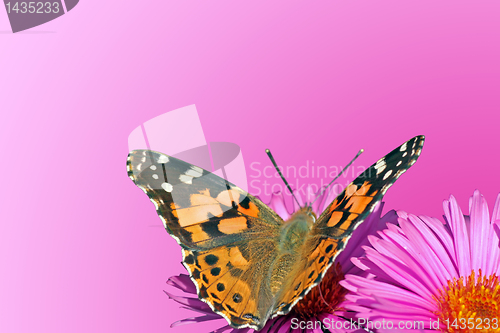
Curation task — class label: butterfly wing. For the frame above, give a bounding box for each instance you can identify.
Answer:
[127,150,284,329]
[272,135,425,316]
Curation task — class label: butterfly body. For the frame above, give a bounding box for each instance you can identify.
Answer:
[127,135,425,330]
[278,208,314,251]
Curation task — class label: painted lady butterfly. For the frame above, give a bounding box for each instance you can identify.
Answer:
[127,135,425,330]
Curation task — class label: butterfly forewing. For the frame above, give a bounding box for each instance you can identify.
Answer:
[127,150,283,250]
[271,135,425,316]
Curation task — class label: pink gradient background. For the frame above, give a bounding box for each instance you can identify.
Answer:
[1,1,500,332]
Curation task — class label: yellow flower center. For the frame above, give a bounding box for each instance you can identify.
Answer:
[293,262,347,319]
[434,270,500,332]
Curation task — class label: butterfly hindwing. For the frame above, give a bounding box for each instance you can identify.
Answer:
[182,240,278,329]
[272,135,425,315]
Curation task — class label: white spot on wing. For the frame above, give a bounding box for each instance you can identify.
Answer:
[186,168,203,178]
[400,142,408,151]
[395,169,405,178]
[191,166,203,174]
[157,155,169,164]
[150,165,157,171]
[383,170,393,180]
[396,161,402,166]
[402,152,408,157]
[179,175,193,184]
[375,158,387,175]
[161,182,173,192]
[152,174,159,180]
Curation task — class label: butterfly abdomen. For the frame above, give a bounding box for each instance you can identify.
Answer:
[267,210,316,294]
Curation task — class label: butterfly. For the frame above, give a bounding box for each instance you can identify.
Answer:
[127,135,425,331]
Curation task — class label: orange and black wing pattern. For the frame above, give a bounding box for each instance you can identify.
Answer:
[127,150,284,251]
[127,150,284,330]
[273,135,425,316]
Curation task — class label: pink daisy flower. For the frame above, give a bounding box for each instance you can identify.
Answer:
[341,190,500,332]
[165,186,394,333]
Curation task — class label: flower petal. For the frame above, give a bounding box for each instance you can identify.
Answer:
[163,291,212,312]
[444,195,471,276]
[319,185,340,213]
[210,325,234,333]
[363,246,434,300]
[493,193,500,222]
[337,203,396,272]
[166,274,197,294]
[170,314,224,328]
[266,191,293,220]
[469,190,490,273]
[400,214,456,288]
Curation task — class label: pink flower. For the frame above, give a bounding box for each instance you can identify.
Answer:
[341,190,500,332]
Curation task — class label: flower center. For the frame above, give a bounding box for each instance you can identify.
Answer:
[293,262,348,319]
[434,270,500,332]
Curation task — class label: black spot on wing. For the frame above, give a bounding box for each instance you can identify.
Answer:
[239,196,251,209]
[232,293,243,303]
[213,301,222,311]
[204,254,219,265]
[200,220,225,238]
[184,254,195,264]
[199,286,208,298]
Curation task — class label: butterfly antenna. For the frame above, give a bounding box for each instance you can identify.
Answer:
[310,149,364,206]
[265,149,302,208]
